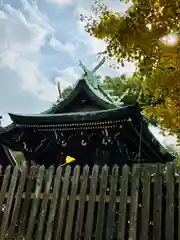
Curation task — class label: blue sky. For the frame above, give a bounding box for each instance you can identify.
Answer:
[0,0,134,117]
[0,0,178,149]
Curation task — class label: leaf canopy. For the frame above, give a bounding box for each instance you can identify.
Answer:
[82,0,180,139]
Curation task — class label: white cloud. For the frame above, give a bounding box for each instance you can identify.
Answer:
[49,37,76,52]
[0,4,48,52]
[75,17,107,55]
[22,0,54,35]
[63,67,78,78]
[88,38,107,55]
[45,0,72,4]
[0,1,58,102]
[55,66,79,89]
[98,60,136,78]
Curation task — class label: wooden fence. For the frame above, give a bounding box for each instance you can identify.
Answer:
[0,163,179,239]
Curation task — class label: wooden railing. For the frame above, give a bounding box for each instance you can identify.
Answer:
[0,163,178,239]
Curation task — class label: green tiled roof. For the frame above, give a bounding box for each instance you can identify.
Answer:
[43,58,119,114]
[43,77,116,114]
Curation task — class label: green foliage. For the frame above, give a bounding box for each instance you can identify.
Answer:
[82,0,180,140]
[101,74,139,104]
[101,74,159,125]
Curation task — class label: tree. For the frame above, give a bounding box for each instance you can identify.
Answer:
[82,0,180,140]
[101,73,158,125]
[101,74,139,104]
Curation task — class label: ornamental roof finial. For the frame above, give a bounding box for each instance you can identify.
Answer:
[79,57,105,89]
[92,57,105,73]
[57,80,63,100]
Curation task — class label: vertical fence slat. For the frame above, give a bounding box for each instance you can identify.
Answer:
[84,165,99,240]
[106,165,119,240]
[95,165,109,240]
[74,165,89,240]
[140,166,150,240]
[26,165,45,240]
[0,166,11,223]
[165,163,174,240]
[17,166,36,239]
[117,165,129,240]
[128,165,141,240]
[64,166,80,240]
[45,166,62,240]
[55,166,71,240]
[0,166,19,240]
[7,166,28,240]
[0,163,177,240]
[153,164,162,240]
[36,166,54,240]
[44,167,62,240]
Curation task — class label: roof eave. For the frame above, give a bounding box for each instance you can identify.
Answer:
[8,104,138,125]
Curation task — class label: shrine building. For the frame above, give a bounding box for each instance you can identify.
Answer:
[0,59,174,167]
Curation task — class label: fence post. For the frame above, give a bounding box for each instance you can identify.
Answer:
[0,166,19,240]
[54,166,71,240]
[26,165,45,240]
[128,165,141,240]
[106,165,119,240]
[165,163,175,240]
[95,165,109,240]
[74,165,89,240]
[45,166,62,240]
[36,166,54,240]
[140,166,151,240]
[64,166,80,240]
[153,164,162,240]
[7,166,28,240]
[84,165,99,240]
[117,165,129,240]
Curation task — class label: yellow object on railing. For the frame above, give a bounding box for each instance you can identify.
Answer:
[65,156,76,164]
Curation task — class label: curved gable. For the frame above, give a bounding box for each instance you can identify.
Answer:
[43,78,116,114]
